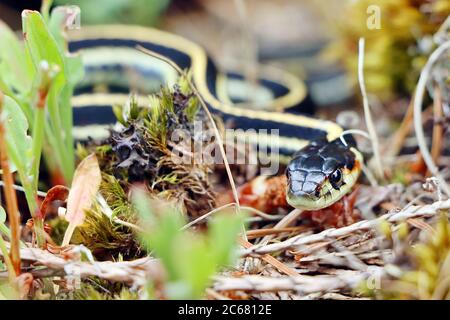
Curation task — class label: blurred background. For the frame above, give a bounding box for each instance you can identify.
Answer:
[1,0,449,109]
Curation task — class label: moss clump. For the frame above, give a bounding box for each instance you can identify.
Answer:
[71,174,143,260]
[72,74,217,259]
[105,74,216,218]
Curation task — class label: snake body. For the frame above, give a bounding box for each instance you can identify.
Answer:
[68,25,362,210]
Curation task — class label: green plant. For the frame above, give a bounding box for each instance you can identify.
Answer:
[0,6,84,247]
[0,6,84,185]
[132,188,244,299]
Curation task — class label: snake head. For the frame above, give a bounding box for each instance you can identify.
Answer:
[286,138,362,210]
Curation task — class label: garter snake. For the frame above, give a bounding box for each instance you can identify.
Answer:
[68,25,362,210]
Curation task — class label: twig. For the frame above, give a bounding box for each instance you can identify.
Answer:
[182,203,236,230]
[136,45,246,240]
[358,38,384,180]
[0,245,163,285]
[246,226,307,240]
[428,86,444,176]
[238,238,299,277]
[240,198,450,256]
[260,209,303,244]
[205,288,231,300]
[182,204,281,231]
[213,268,381,294]
[0,181,47,198]
[413,40,450,197]
[384,96,415,158]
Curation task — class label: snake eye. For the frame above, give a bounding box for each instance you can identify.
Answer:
[329,169,343,190]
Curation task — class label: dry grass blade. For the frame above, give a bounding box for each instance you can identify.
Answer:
[384,95,414,158]
[358,38,384,180]
[428,86,444,175]
[246,226,307,240]
[238,238,298,277]
[259,209,303,245]
[413,40,450,197]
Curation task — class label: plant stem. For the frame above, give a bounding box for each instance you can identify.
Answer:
[47,110,72,184]
[357,38,384,180]
[0,236,15,283]
[0,95,21,276]
[40,0,54,22]
[31,107,45,190]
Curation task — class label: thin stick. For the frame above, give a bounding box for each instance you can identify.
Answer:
[0,181,47,198]
[213,269,381,294]
[358,38,384,180]
[260,209,303,245]
[0,244,163,285]
[339,129,371,147]
[0,93,21,277]
[246,226,307,240]
[136,45,246,240]
[384,95,415,158]
[428,86,444,176]
[413,40,450,197]
[238,238,299,277]
[181,203,236,230]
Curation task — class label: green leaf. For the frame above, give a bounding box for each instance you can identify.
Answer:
[0,207,6,224]
[22,10,77,183]
[149,220,183,282]
[176,235,216,299]
[132,189,184,275]
[208,212,244,267]
[0,20,34,94]
[2,95,33,175]
[0,207,11,239]
[65,55,85,87]
[132,190,243,299]
[47,6,69,51]
[22,10,66,84]
[22,10,67,123]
